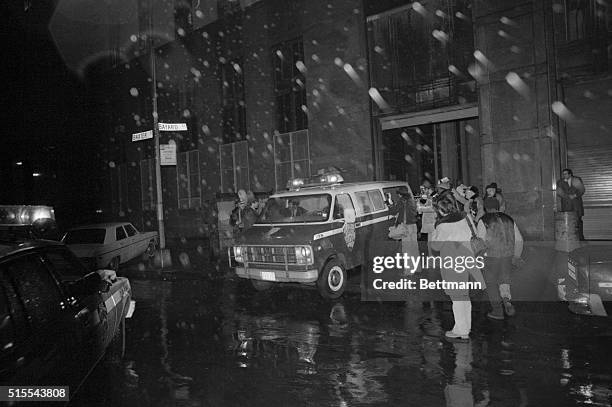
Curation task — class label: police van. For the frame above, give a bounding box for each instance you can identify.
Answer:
[230,172,413,298]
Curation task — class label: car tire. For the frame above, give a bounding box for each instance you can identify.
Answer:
[145,240,157,258]
[317,259,347,299]
[251,279,273,291]
[109,256,120,273]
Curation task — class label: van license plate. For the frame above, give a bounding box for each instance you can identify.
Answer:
[261,272,276,281]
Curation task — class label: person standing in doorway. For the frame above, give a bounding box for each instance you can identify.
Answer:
[556,168,586,240]
[476,209,524,320]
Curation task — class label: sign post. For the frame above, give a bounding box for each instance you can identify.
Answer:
[146,0,188,269]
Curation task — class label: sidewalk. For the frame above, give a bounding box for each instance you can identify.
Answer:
[121,237,234,280]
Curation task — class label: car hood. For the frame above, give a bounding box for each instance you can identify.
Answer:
[236,223,333,246]
[66,244,105,257]
[570,242,612,264]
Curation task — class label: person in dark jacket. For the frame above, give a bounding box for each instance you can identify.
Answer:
[556,168,585,240]
[230,189,257,236]
[390,186,419,274]
[476,209,523,319]
[483,183,506,213]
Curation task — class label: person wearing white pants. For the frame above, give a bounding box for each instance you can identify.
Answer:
[429,191,482,340]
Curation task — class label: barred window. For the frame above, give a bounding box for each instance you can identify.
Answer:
[220,58,246,144]
[177,150,201,209]
[110,163,128,215]
[366,0,476,113]
[272,38,308,133]
[220,141,249,193]
[274,129,310,191]
[140,158,155,211]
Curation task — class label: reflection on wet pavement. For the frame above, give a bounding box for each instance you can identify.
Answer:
[72,277,612,407]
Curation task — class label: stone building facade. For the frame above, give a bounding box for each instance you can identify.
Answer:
[90,0,612,241]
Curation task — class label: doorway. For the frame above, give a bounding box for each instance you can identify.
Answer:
[381,117,481,193]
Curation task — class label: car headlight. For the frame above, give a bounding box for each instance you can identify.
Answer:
[295,246,314,265]
[233,246,245,263]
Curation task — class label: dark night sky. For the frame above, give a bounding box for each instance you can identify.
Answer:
[3,1,95,223]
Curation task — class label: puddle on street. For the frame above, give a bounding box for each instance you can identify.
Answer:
[73,277,612,407]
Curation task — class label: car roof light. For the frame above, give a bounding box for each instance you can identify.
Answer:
[286,172,344,190]
[0,205,55,226]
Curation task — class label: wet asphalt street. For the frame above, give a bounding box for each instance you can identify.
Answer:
[71,267,612,407]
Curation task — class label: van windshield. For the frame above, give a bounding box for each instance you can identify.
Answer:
[258,194,332,224]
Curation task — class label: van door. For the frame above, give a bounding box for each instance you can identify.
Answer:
[331,193,359,269]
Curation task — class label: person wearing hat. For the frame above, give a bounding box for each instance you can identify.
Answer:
[483,182,506,213]
[390,186,420,274]
[436,177,452,194]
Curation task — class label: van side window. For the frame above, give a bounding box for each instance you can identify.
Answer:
[354,191,373,214]
[368,190,386,211]
[333,194,354,220]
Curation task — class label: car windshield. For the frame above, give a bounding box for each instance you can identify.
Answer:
[63,228,106,244]
[258,194,332,223]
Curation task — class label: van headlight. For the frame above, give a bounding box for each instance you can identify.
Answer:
[295,246,314,265]
[233,246,245,263]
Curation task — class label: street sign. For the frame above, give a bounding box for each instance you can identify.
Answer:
[132,130,153,141]
[158,123,187,131]
[160,144,177,166]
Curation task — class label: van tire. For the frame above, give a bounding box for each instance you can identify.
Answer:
[317,259,347,299]
[251,279,273,291]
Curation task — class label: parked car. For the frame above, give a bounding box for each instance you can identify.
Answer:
[62,222,158,272]
[0,238,135,396]
[559,242,612,318]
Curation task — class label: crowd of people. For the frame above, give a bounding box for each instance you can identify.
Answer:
[228,169,589,342]
[391,177,524,341]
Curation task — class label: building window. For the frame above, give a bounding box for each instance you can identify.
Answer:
[555,0,612,71]
[177,81,199,149]
[220,58,246,144]
[274,129,310,191]
[366,0,476,114]
[175,0,193,35]
[177,150,201,209]
[140,158,155,211]
[110,163,127,215]
[219,141,249,193]
[273,38,308,133]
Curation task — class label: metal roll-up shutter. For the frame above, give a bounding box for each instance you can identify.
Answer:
[568,146,612,240]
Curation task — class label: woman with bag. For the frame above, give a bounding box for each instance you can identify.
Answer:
[429,191,484,340]
[389,186,420,275]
